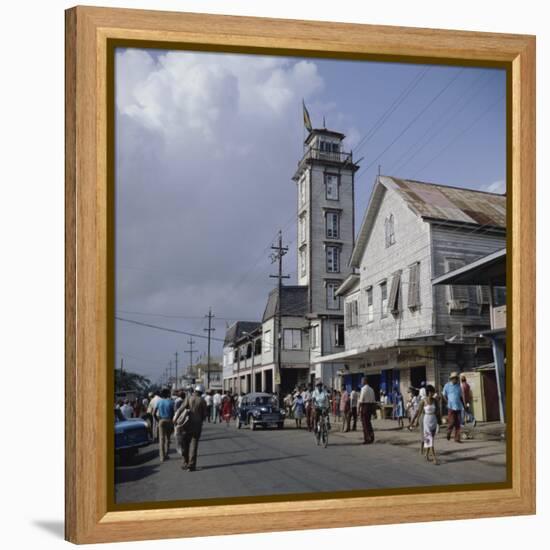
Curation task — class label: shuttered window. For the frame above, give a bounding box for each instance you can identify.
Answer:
[345,299,359,327]
[366,286,374,322]
[388,271,402,315]
[445,258,469,312]
[408,262,421,309]
[380,281,388,318]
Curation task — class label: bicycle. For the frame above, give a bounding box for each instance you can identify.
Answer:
[314,410,329,448]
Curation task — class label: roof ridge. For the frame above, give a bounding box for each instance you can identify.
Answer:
[385,175,506,196]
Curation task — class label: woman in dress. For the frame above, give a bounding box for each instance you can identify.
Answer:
[221,392,233,426]
[393,388,405,429]
[412,385,441,464]
[292,393,305,428]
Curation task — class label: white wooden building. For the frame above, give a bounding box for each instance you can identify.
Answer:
[315,176,506,397]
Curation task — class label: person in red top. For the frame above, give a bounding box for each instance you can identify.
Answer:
[221,391,233,426]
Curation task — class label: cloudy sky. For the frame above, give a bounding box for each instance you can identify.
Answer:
[115,48,506,383]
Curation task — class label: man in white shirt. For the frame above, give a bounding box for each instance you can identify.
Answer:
[212,391,222,423]
[120,399,134,420]
[358,378,376,444]
[147,391,161,441]
[204,392,213,423]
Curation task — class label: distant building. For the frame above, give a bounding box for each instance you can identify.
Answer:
[315,176,506,398]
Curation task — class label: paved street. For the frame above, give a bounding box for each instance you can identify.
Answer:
[115,420,506,504]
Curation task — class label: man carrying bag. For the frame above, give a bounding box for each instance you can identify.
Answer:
[176,384,208,472]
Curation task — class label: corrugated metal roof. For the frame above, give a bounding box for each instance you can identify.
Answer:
[223,321,262,346]
[350,176,507,268]
[262,286,308,322]
[388,177,506,228]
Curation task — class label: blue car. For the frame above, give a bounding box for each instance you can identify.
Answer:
[115,408,151,457]
[236,392,285,430]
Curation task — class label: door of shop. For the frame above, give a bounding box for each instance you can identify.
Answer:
[410,366,427,390]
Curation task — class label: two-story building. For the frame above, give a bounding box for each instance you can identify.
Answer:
[315,176,506,398]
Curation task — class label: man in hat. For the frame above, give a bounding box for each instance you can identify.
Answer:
[442,372,465,443]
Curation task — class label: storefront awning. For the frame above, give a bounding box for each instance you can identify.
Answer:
[311,334,445,364]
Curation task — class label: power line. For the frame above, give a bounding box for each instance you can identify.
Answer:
[353,66,431,155]
[116,316,225,342]
[355,68,465,182]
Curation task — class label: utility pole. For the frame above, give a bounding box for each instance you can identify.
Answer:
[184,338,196,384]
[168,360,172,388]
[174,351,179,390]
[204,308,215,389]
[119,357,124,391]
[270,230,290,396]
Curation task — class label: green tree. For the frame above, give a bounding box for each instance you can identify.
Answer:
[115,369,151,394]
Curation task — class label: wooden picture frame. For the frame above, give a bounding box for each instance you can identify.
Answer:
[65,5,536,544]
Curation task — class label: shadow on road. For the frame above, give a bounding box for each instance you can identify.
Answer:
[202,454,306,470]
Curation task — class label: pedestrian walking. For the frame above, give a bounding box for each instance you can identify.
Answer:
[303,385,313,431]
[180,384,208,472]
[442,372,465,443]
[393,387,405,429]
[358,378,376,444]
[406,389,420,431]
[460,374,476,427]
[156,388,175,462]
[221,392,233,426]
[340,386,351,432]
[147,390,161,441]
[204,392,213,423]
[412,385,441,464]
[349,387,359,431]
[212,390,222,422]
[292,393,305,428]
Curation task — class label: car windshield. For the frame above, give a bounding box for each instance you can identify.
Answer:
[253,396,277,406]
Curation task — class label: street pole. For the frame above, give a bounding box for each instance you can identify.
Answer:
[270,230,289,397]
[204,308,215,389]
[120,357,124,391]
[174,351,179,390]
[184,338,196,382]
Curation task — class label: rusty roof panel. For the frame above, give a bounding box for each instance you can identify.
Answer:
[387,177,506,228]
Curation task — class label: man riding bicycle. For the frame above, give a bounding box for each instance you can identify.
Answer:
[312,378,331,431]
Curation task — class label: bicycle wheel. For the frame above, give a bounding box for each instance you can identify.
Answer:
[315,423,321,445]
[322,422,329,447]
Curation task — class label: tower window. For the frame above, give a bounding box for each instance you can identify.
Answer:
[325,174,339,200]
[326,281,341,310]
[326,246,340,273]
[325,211,340,238]
[299,176,306,206]
[299,214,307,243]
[299,248,307,277]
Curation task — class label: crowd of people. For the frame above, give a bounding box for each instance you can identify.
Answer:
[115,371,477,470]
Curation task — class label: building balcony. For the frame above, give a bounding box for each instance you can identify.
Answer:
[301,147,353,164]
